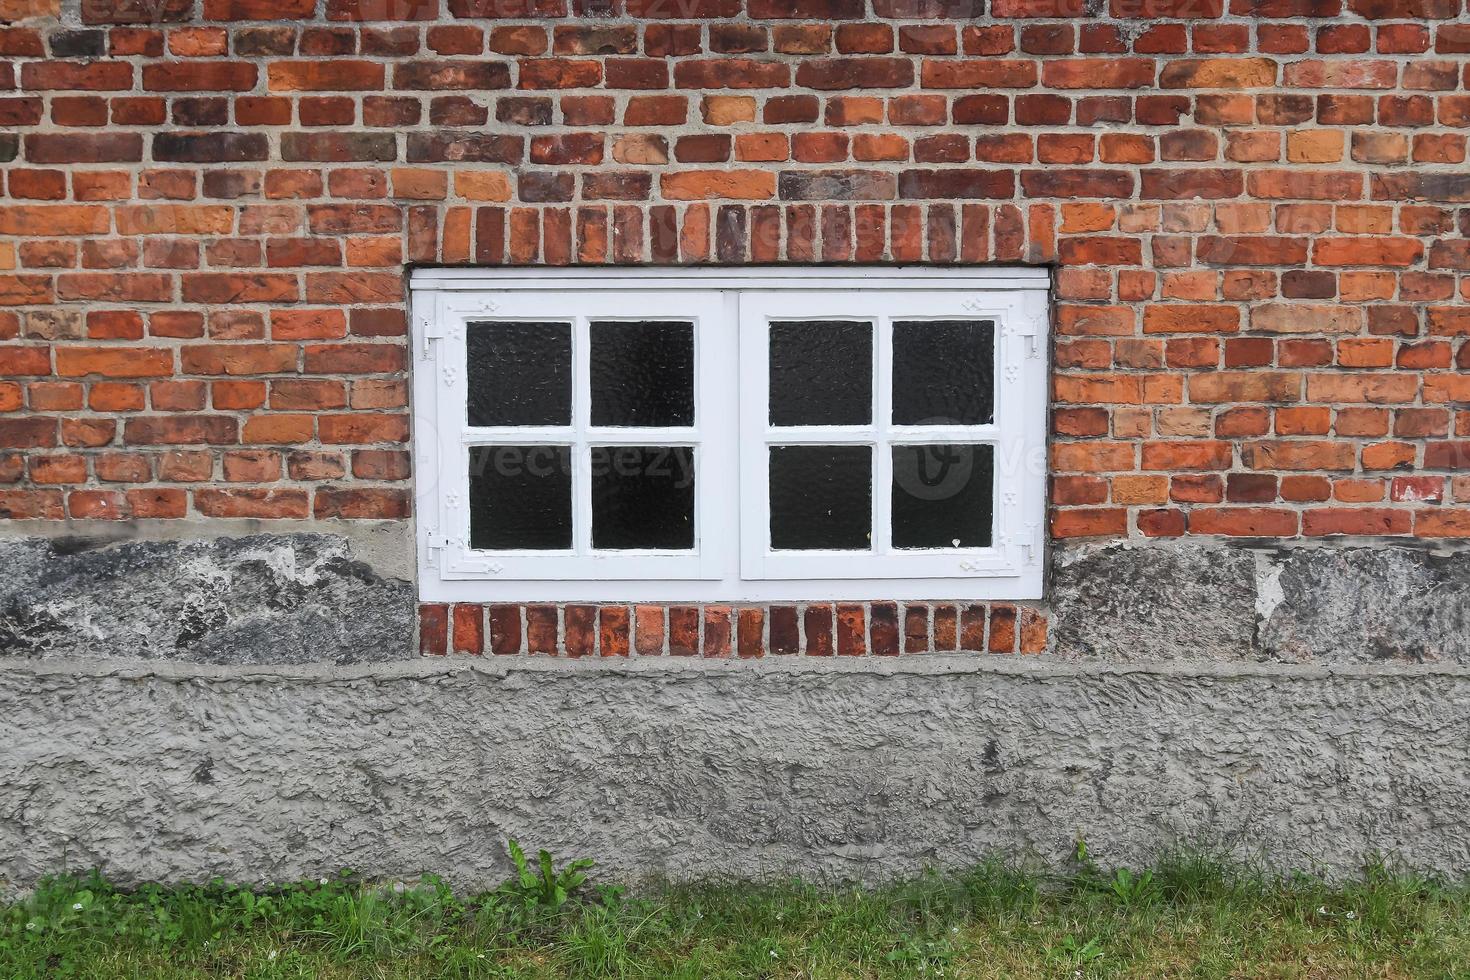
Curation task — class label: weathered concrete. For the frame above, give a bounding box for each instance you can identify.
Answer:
[6,530,1470,666]
[1049,542,1259,661]
[0,527,414,664]
[3,656,1469,892]
[1258,545,1470,664]
[1050,539,1470,664]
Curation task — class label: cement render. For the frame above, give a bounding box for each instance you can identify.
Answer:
[4,528,1470,888]
[3,656,1469,891]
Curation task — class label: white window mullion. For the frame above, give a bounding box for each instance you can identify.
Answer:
[873,314,893,557]
[572,315,592,557]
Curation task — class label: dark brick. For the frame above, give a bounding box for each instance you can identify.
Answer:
[154,132,269,163]
[281,132,397,162]
[897,168,1016,199]
[406,131,521,163]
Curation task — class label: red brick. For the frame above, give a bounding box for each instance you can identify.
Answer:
[668,606,699,657]
[736,607,764,659]
[418,603,448,656]
[526,605,557,655]
[452,604,484,655]
[599,605,630,658]
[195,487,308,518]
[702,605,732,658]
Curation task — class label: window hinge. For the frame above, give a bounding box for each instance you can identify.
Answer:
[1023,522,1042,565]
[1014,313,1044,359]
[424,531,448,565]
[420,315,447,360]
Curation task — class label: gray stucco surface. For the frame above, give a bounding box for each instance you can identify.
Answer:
[4,528,1469,890]
[3,656,1468,892]
[0,530,414,664]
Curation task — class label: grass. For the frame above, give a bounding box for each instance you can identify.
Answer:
[5,845,1470,979]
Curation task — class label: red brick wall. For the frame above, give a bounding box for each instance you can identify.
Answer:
[1,0,1469,549]
[420,600,1049,658]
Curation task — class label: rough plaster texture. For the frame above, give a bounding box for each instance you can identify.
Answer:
[3,657,1468,892]
[1050,540,1470,665]
[0,527,414,664]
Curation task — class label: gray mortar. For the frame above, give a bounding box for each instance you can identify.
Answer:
[3,656,1470,892]
[0,526,414,664]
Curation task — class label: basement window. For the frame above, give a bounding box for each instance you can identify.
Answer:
[411,268,1049,603]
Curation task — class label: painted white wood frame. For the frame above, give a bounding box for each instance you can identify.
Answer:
[410,267,1050,603]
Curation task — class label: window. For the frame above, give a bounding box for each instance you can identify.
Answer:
[412,268,1049,603]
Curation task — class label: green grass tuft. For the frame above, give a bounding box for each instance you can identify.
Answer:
[4,850,1470,978]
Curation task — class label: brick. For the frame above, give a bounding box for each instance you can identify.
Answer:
[729,607,760,659]
[143,63,256,93]
[591,605,629,658]
[267,61,384,92]
[485,604,521,655]
[55,346,172,378]
[153,132,268,164]
[987,604,1017,653]
[22,61,133,91]
[313,487,409,518]
[1043,58,1154,89]
[393,61,510,90]
[903,604,929,653]
[24,133,142,164]
[124,415,237,445]
[921,60,1035,89]
[563,605,594,658]
[898,169,1015,200]
[661,170,775,201]
[675,58,788,89]
[701,606,731,658]
[1191,507,1299,536]
[525,605,557,655]
[1159,58,1277,89]
[448,604,483,656]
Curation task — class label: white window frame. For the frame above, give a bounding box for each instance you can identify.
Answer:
[411,267,1050,604]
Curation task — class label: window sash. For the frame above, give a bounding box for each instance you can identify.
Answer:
[428,289,731,581]
[737,289,1045,581]
[412,269,1049,603]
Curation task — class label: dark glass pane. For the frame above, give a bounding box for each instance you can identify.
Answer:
[466,321,571,426]
[769,445,871,551]
[891,444,993,549]
[590,320,694,427]
[769,320,872,426]
[468,445,571,550]
[591,446,695,550]
[892,319,994,425]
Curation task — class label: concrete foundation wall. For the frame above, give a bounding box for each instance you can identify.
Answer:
[5,525,1470,889]
[4,656,1469,893]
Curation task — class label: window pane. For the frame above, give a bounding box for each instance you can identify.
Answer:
[769,445,871,550]
[467,321,572,426]
[891,444,993,549]
[769,320,872,426]
[590,320,694,427]
[590,446,695,550]
[468,445,572,550]
[892,319,994,426]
